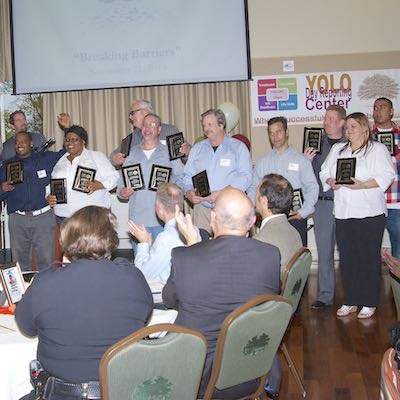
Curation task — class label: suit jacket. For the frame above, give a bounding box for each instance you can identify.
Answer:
[254,214,303,277]
[162,235,280,398]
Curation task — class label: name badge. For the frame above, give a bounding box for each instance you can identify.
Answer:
[160,140,166,146]
[220,158,231,167]
[37,169,47,178]
[288,163,299,171]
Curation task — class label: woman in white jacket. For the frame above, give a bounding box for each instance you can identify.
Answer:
[320,112,395,319]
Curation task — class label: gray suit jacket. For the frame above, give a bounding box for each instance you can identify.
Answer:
[162,235,280,398]
[254,214,303,277]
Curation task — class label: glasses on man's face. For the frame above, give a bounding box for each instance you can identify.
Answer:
[129,108,145,117]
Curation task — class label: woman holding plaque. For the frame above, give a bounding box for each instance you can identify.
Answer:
[16,206,153,400]
[320,112,395,319]
[48,125,119,225]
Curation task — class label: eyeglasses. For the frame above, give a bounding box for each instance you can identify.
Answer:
[129,108,146,117]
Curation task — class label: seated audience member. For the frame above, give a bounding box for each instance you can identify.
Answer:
[48,125,119,225]
[117,113,184,253]
[0,131,65,271]
[162,187,281,398]
[16,206,153,400]
[110,99,190,167]
[254,173,303,277]
[128,183,186,285]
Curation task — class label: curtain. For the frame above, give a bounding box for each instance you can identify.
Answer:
[43,81,251,155]
[0,0,12,82]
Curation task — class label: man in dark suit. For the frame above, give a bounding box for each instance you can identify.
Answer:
[162,187,281,398]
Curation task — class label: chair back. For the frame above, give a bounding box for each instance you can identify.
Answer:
[380,348,400,400]
[100,323,207,400]
[203,294,292,399]
[281,247,312,312]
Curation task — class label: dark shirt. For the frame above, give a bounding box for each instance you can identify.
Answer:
[0,150,65,213]
[15,257,154,383]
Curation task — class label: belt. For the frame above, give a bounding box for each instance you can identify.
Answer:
[44,376,101,399]
[15,205,51,216]
[318,195,334,201]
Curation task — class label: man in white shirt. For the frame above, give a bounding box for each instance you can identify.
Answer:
[128,183,185,285]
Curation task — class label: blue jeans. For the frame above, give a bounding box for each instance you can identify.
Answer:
[387,209,400,258]
[131,225,163,257]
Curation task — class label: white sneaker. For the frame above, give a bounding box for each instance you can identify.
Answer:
[336,305,357,316]
[357,306,376,319]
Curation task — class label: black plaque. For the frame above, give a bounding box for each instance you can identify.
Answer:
[376,132,395,156]
[148,164,172,191]
[50,178,67,204]
[166,132,185,160]
[120,134,133,157]
[291,188,304,213]
[303,127,322,153]
[122,164,144,190]
[336,158,356,184]
[192,170,211,197]
[72,166,96,193]
[6,160,23,184]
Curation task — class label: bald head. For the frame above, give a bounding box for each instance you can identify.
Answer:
[211,187,255,237]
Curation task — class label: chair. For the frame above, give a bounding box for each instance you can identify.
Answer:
[380,348,400,399]
[203,294,293,400]
[389,268,400,320]
[280,247,312,398]
[99,323,207,400]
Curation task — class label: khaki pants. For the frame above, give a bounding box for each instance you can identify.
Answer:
[193,204,212,234]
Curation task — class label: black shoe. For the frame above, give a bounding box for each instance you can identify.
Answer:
[265,387,279,399]
[311,300,330,309]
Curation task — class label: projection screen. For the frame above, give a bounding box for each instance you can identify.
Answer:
[10,0,251,94]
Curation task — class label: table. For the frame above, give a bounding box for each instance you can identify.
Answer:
[0,308,177,400]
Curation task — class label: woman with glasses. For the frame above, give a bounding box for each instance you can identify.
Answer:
[48,125,119,226]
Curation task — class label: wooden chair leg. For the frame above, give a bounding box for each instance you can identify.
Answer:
[280,342,306,398]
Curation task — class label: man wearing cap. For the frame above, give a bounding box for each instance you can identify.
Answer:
[0,131,65,271]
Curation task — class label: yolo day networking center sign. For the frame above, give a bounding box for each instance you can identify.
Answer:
[251,68,400,126]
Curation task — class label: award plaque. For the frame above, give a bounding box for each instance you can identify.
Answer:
[148,164,172,191]
[0,262,26,305]
[120,134,133,157]
[303,127,323,153]
[291,188,304,213]
[192,170,211,197]
[166,132,185,160]
[376,132,395,156]
[50,178,67,204]
[122,164,144,190]
[336,157,356,184]
[72,166,96,193]
[6,160,23,184]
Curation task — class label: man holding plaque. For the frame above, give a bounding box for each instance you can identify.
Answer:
[248,116,318,246]
[372,97,400,259]
[0,132,65,271]
[110,99,190,167]
[304,105,346,309]
[183,108,252,233]
[117,113,184,254]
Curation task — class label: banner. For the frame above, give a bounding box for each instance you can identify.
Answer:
[251,68,400,126]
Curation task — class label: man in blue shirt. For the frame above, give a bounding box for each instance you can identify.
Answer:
[183,108,253,233]
[248,116,318,245]
[0,132,64,271]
